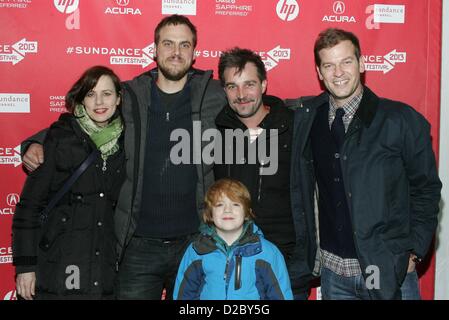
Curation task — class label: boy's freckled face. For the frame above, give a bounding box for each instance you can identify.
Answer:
[212,193,245,237]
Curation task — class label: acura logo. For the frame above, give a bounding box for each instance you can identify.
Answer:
[6,193,20,206]
[116,0,130,6]
[333,1,345,14]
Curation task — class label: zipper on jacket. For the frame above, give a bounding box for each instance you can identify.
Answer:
[224,258,230,281]
[102,159,107,172]
[234,254,242,290]
[257,164,264,202]
[224,257,230,299]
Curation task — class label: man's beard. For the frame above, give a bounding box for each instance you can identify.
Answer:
[232,98,261,118]
[157,57,191,81]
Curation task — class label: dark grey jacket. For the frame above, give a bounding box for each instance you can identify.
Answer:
[114,68,226,260]
[289,86,441,299]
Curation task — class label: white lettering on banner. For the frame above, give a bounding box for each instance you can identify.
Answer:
[162,0,196,16]
[384,49,407,65]
[49,95,66,113]
[363,50,406,74]
[0,0,32,9]
[195,45,291,72]
[263,46,291,71]
[104,7,142,15]
[74,47,142,56]
[66,44,155,68]
[0,247,13,256]
[322,1,356,24]
[110,43,154,68]
[374,4,405,24]
[0,39,37,65]
[2,192,18,214]
[0,247,13,264]
[0,208,14,215]
[322,16,356,23]
[104,0,142,15]
[215,0,252,16]
[3,290,17,300]
[276,0,299,22]
[195,50,221,58]
[0,145,21,168]
[0,93,30,113]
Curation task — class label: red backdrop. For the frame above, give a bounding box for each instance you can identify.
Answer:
[0,0,441,300]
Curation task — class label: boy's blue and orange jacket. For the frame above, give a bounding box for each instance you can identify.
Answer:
[173,222,293,300]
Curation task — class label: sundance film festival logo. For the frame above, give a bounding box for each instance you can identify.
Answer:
[0,39,37,65]
[66,43,155,68]
[54,0,80,30]
[322,1,356,23]
[105,0,142,16]
[0,93,30,113]
[0,0,32,9]
[163,0,196,16]
[195,45,291,72]
[0,145,21,168]
[0,247,13,264]
[0,193,19,215]
[364,49,406,74]
[263,45,291,71]
[276,0,299,22]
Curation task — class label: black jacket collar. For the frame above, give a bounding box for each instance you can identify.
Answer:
[311,86,379,129]
[215,94,291,131]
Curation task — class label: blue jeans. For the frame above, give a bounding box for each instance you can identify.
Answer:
[117,234,194,300]
[320,267,421,300]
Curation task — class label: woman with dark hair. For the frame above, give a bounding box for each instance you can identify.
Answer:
[12,65,125,299]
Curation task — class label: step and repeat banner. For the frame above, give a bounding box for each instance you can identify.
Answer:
[0,0,442,300]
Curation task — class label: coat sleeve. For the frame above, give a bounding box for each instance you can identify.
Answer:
[20,128,48,157]
[255,242,294,300]
[173,244,205,300]
[12,128,59,272]
[401,108,442,258]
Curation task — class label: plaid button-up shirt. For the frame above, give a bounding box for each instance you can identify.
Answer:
[328,88,363,132]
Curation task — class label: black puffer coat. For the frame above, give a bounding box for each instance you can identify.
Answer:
[12,113,125,299]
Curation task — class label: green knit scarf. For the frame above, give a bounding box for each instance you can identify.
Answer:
[74,104,123,160]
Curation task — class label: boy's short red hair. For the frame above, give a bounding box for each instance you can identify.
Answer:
[203,178,255,225]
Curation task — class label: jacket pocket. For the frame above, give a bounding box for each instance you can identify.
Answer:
[392,251,409,286]
[39,206,71,255]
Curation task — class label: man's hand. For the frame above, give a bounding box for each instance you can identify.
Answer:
[408,254,417,273]
[16,272,36,300]
[22,143,44,172]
